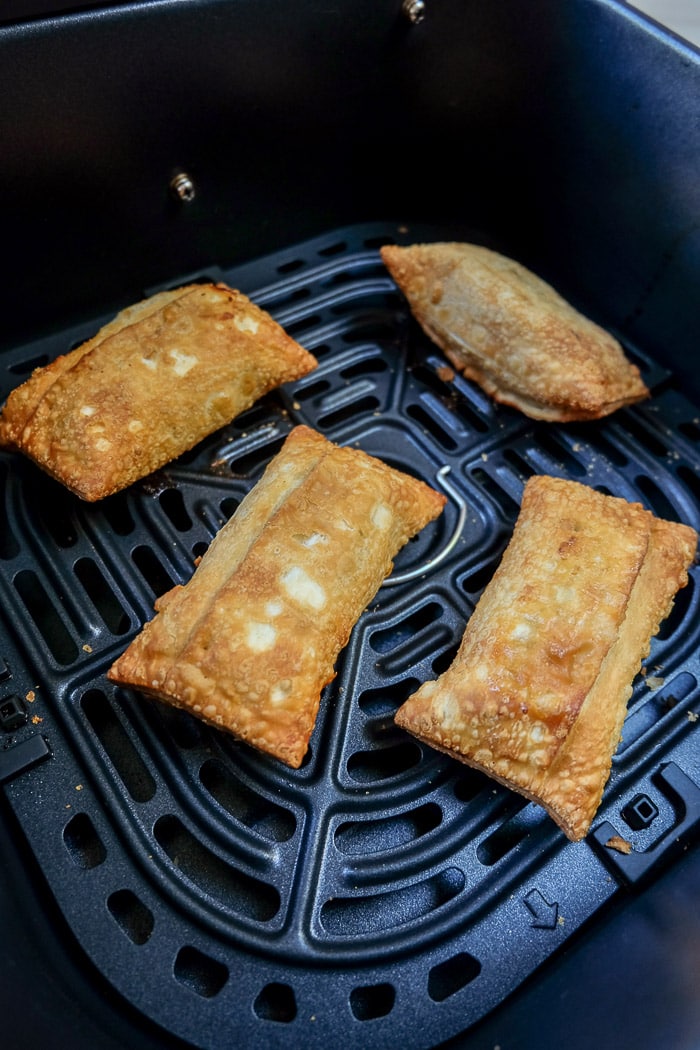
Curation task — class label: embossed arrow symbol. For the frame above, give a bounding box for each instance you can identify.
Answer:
[523,888,559,929]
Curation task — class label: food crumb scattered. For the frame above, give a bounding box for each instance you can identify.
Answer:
[75,783,84,791]
[31,714,43,724]
[646,676,665,690]
[605,835,632,854]
[25,690,36,702]
[688,711,699,723]
[437,365,455,382]
[82,643,93,653]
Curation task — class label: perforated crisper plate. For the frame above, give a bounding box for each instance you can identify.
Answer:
[1,222,699,1050]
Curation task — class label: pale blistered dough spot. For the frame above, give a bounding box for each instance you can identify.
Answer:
[371,502,393,530]
[169,348,199,377]
[246,622,277,652]
[234,315,259,335]
[299,532,328,549]
[266,601,283,618]
[281,566,326,610]
[270,679,292,704]
[128,419,144,433]
[140,357,158,371]
[95,438,112,452]
[80,405,96,417]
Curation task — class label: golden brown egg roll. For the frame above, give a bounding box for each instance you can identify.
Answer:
[108,425,447,768]
[0,283,317,500]
[381,242,649,421]
[395,475,696,840]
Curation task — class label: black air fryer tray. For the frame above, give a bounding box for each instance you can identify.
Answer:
[1,220,699,1049]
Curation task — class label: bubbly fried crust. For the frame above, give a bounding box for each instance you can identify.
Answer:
[381,242,649,421]
[395,476,696,840]
[108,425,446,768]
[0,283,317,500]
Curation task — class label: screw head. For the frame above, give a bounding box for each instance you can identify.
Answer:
[402,0,425,24]
[170,172,196,203]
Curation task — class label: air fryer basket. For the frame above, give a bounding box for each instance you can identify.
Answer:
[1,218,699,1050]
[2,2,700,1049]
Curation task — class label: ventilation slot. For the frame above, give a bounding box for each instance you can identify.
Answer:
[9,352,50,375]
[226,435,286,478]
[219,496,239,521]
[428,952,481,1002]
[320,867,464,936]
[100,495,135,536]
[340,356,388,380]
[14,569,78,664]
[107,889,155,945]
[154,815,280,921]
[253,982,297,1023]
[0,463,19,559]
[370,603,444,654]
[159,488,192,531]
[654,572,694,641]
[317,394,381,429]
[82,689,156,802]
[471,466,521,516]
[132,545,175,597]
[535,431,589,478]
[294,377,332,402]
[406,402,459,451]
[617,671,697,754]
[74,558,130,635]
[156,703,205,749]
[349,983,395,1021]
[199,758,296,842]
[63,812,106,869]
[636,471,680,522]
[676,464,700,503]
[476,802,546,866]
[335,803,442,855]
[454,768,490,803]
[173,945,228,999]
[346,741,422,783]
[357,679,421,717]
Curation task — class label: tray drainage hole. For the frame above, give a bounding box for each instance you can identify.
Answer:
[82,689,156,803]
[158,488,193,532]
[346,740,422,783]
[320,868,464,936]
[253,982,297,1023]
[154,815,281,921]
[74,557,131,635]
[132,545,175,597]
[107,889,154,945]
[14,569,79,665]
[427,951,481,1002]
[200,758,296,842]
[349,982,395,1021]
[63,812,106,869]
[173,945,228,999]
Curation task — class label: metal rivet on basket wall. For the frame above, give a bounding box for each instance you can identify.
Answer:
[402,0,426,24]
[170,172,196,203]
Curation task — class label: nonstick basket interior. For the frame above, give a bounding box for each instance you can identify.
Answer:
[1,220,699,1050]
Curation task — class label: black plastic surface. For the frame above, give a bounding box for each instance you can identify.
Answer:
[2,1,700,1047]
[1,1,700,402]
[1,221,699,1049]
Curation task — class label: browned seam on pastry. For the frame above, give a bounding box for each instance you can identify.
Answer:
[0,287,189,448]
[395,476,696,840]
[0,283,317,500]
[109,425,447,768]
[380,242,649,421]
